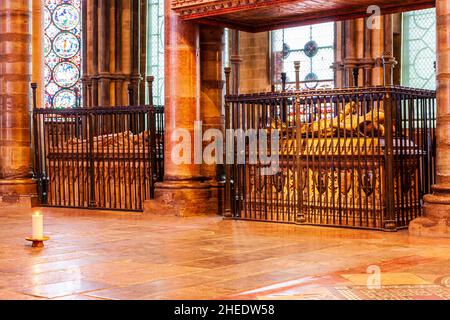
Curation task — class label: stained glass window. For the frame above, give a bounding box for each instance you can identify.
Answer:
[402,9,436,90]
[147,0,164,105]
[272,23,335,89]
[44,0,82,108]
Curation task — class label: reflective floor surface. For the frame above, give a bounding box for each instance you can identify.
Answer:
[0,207,449,300]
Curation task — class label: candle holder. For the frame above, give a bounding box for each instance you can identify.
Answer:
[25,236,50,248]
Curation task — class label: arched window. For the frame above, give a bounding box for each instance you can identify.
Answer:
[44,0,82,108]
[146,0,164,105]
[401,8,436,90]
[272,22,335,89]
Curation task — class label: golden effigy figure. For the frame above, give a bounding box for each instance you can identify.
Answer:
[300,101,386,138]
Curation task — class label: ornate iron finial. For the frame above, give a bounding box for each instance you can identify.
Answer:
[128,83,134,106]
[224,67,231,96]
[147,76,155,105]
[31,83,38,109]
[281,72,287,92]
[294,61,301,91]
[352,68,360,87]
[73,87,79,108]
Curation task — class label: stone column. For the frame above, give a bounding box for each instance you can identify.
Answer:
[92,0,99,106]
[31,0,43,107]
[0,0,36,205]
[200,26,225,215]
[129,0,141,104]
[144,0,216,216]
[83,0,134,106]
[139,0,147,105]
[362,18,373,87]
[114,0,124,106]
[382,14,396,86]
[98,0,111,106]
[333,22,344,88]
[410,0,450,238]
[230,30,241,94]
[81,0,88,107]
[371,16,385,86]
[200,25,224,180]
[343,20,357,87]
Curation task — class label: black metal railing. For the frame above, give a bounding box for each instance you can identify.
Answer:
[32,105,164,211]
[153,105,165,182]
[224,86,436,230]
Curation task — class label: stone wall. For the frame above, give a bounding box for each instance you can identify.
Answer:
[239,32,271,93]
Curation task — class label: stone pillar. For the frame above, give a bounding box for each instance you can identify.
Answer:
[382,14,396,86]
[163,2,200,182]
[371,16,385,86]
[114,0,124,106]
[81,0,88,107]
[144,0,217,216]
[139,0,147,105]
[98,0,111,106]
[200,25,224,180]
[230,30,241,94]
[129,0,141,104]
[410,0,450,238]
[362,18,373,87]
[83,0,131,107]
[0,0,36,205]
[343,20,357,87]
[333,22,344,88]
[200,25,225,215]
[31,0,43,107]
[335,18,383,88]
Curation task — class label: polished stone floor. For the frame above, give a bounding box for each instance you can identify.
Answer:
[0,207,449,300]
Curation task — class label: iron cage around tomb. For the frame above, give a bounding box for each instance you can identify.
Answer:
[32,105,165,212]
[224,86,436,231]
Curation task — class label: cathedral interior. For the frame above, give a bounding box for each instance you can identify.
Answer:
[0,0,449,300]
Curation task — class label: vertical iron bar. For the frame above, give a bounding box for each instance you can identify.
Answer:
[384,90,396,230]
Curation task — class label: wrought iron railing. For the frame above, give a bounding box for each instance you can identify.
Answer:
[32,105,164,211]
[224,86,436,230]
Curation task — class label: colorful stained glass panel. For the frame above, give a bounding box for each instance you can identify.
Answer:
[44,65,51,85]
[47,82,59,95]
[53,32,79,58]
[54,62,79,87]
[53,89,77,109]
[44,7,52,28]
[44,0,82,108]
[53,4,80,30]
[44,35,51,56]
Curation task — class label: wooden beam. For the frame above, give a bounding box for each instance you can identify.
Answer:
[174,0,435,33]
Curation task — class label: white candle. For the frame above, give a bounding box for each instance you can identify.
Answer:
[32,212,44,240]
